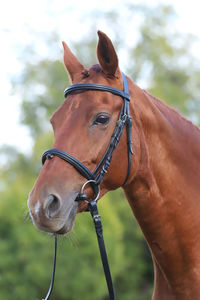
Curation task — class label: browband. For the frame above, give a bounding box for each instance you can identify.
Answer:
[64,83,130,101]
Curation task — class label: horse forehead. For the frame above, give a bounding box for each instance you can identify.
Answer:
[50,92,103,130]
[51,69,122,125]
[65,90,109,112]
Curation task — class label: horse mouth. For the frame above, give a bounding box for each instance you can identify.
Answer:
[55,201,78,235]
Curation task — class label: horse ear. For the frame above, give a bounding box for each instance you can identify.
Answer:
[97,31,120,78]
[62,41,89,82]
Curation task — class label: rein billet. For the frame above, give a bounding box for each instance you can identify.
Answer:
[42,72,132,300]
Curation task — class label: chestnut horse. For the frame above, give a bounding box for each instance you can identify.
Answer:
[28,31,200,300]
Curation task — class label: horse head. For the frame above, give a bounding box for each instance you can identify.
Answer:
[28,31,138,234]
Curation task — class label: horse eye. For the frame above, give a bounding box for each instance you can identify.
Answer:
[93,114,110,125]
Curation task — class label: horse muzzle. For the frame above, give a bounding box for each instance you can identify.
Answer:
[28,191,78,234]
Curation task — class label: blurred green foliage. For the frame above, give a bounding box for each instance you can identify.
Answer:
[0,2,200,299]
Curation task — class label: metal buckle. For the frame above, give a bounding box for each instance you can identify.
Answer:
[93,214,101,222]
[47,154,54,160]
[102,165,108,174]
[80,179,100,203]
[121,114,128,121]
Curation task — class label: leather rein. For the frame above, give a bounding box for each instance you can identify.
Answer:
[41,72,132,300]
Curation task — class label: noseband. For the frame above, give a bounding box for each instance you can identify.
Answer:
[41,72,132,300]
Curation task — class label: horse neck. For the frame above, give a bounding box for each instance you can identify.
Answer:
[124,80,200,298]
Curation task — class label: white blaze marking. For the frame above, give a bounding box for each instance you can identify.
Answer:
[34,201,41,218]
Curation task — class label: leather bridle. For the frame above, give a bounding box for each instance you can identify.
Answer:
[41,72,132,300]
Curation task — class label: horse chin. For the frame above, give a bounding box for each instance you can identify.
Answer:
[56,223,73,235]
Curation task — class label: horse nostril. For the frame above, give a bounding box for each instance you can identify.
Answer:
[45,194,61,219]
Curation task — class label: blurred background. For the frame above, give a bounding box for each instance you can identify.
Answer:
[0,0,200,299]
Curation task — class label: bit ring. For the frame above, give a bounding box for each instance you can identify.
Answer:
[80,180,100,203]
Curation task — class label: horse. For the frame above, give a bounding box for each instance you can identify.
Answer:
[28,31,200,300]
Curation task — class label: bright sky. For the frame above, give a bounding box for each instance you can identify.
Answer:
[0,0,200,152]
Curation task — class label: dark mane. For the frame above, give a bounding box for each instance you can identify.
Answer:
[143,89,200,136]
